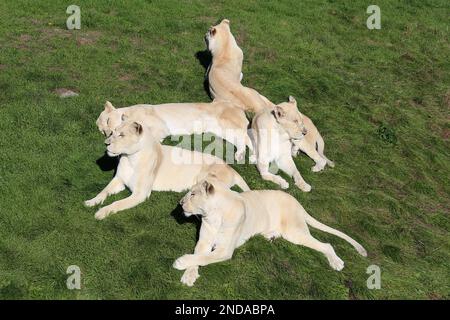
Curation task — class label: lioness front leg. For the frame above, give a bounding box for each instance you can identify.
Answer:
[174,247,234,270]
[276,156,311,192]
[94,192,148,220]
[84,177,125,207]
[257,161,289,189]
[177,221,218,286]
[94,158,159,220]
[179,238,215,286]
[174,219,241,272]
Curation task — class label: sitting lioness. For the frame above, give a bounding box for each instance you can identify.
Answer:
[96,100,253,161]
[205,19,275,113]
[173,180,367,286]
[84,121,250,220]
[250,97,312,192]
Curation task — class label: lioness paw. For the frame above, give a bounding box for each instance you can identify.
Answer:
[291,146,300,157]
[297,182,311,192]
[173,254,193,270]
[311,159,327,172]
[328,255,345,271]
[84,198,101,207]
[279,180,289,189]
[181,267,200,286]
[94,207,111,220]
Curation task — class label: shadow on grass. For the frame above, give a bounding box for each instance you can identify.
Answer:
[170,203,201,242]
[195,49,212,100]
[96,152,119,173]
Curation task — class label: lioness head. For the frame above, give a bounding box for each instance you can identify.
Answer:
[179,180,215,217]
[205,19,232,54]
[273,96,307,139]
[104,121,144,157]
[96,101,124,137]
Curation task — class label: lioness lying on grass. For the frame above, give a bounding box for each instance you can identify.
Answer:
[174,180,367,286]
[283,96,335,172]
[84,121,249,220]
[250,95,335,192]
[96,100,253,161]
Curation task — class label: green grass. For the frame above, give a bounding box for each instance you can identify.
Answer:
[0,0,449,299]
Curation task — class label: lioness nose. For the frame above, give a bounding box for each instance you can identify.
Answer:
[302,128,308,135]
[104,140,111,146]
[179,198,185,205]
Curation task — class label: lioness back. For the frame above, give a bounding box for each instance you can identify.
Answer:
[151,146,225,192]
[240,190,302,231]
[242,190,296,214]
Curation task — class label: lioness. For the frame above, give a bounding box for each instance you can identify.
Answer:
[250,97,312,192]
[96,100,253,161]
[173,180,367,286]
[84,121,250,220]
[205,19,275,113]
[284,96,335,172]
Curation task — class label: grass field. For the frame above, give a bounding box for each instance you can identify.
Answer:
[0,0,449,299]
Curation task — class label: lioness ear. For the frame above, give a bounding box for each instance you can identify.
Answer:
[211,27,217,36]
[222,19,230,25]
[104,101,115,112]
[202,181,215,195]
[288,96,297,104]
[132,122,143,135]
[274,106,285,119]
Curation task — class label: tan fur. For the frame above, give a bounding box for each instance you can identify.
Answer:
[84,121,250,220]
[96,100,253,161]
[291,107,335,172]
[250,97,311,192]
[174,180,367,286]
[206,19,275,113]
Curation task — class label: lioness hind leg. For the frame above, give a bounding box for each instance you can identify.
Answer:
[248,129,257,164]
[293,139,326,172]
[239,86,271,113]
[316,135,335,168]
[283,230,344,271]
[205,165,235,189]
[218,129,248,163]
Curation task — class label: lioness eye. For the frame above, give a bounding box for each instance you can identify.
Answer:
[119,133,124,137]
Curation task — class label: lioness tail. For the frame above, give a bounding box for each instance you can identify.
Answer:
[304,211,367,257]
